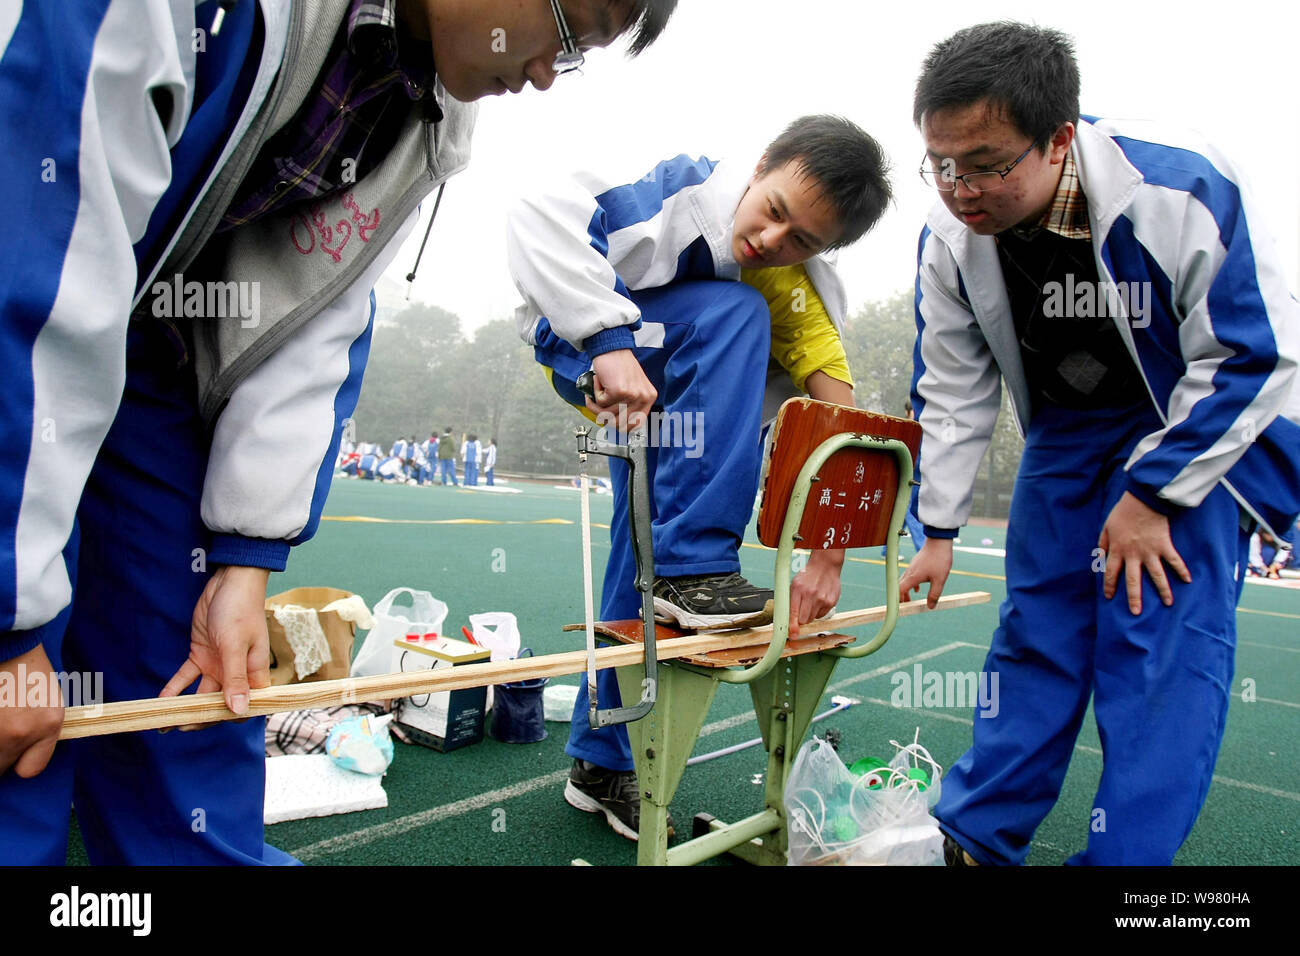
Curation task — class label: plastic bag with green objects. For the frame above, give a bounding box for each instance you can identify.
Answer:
[785,733,944,866]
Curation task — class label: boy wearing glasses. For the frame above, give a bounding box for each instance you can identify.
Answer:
[0,0,676,865]
[901,22,1300,865]
[508,114,892,839]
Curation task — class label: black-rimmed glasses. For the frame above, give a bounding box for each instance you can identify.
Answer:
[919,142,1039,193]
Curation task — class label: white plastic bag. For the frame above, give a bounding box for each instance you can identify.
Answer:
[468,612,522,712]
[350,588,450,678]
[468,612,521,662]
[785,734,944,866]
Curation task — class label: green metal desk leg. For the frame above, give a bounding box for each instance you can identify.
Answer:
[615,659,719,866]
[743,651,841,865]
[689,651,840,865]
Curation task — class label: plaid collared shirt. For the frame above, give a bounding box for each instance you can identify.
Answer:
[1035,150,1090,240]
[219,0,440,232]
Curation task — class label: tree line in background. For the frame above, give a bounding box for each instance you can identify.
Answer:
[350,293,1024,517]
[349,303,602,478]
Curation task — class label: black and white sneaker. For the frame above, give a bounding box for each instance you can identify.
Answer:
[652,573,774,629]
[564,759,674,841]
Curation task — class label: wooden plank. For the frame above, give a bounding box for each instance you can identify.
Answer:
[733,590,990,635]
[562,619,855,666]
[561,590,990,643]
[561,620,695,641]
[58,592,989,739]
[684,631,856,667]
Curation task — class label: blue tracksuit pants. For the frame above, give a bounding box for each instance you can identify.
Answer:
[0,319,295,864]
[935,402,1249,865]
[533,280,771,770]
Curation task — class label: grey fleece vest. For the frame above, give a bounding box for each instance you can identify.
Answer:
[136,0,477,423]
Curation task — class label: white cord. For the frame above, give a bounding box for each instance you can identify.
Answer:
[580,471,597,705]
[685,697,856,766]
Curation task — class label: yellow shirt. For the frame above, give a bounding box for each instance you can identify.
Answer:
[741,263,853,391]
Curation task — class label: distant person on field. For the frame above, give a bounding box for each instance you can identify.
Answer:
[437,427,458,486]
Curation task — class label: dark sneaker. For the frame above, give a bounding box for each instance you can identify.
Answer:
[652,572,774,628]
[943,833,980,866]
[563,759,674,841]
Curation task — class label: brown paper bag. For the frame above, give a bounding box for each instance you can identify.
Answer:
[264,586,359,686]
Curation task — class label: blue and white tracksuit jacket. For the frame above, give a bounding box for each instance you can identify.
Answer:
[912,117,1300,865]
[0,0,468,864]
[912,117,1300,543]
[508,154,851,770]
[509,153,849,424]
[0,0,470,658]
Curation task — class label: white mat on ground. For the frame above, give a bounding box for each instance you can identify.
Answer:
[461,484,520,493]
[264,754,388,824]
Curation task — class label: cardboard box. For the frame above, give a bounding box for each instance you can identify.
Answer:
[391,636,490,752]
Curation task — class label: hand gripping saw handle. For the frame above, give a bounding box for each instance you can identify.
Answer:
[574,370,657,728]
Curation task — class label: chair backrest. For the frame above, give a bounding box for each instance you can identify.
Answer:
[758,399,922,550]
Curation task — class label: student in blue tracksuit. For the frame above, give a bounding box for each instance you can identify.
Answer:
[418,433,438,484]
[375,455,408,482]
[1248,528,1294,578]
[0,0,677,866]
[462,435,481,486]
[341,452,379,479]
[509,115,892,839]
[899,23,1300,866]
[411,444,434,485]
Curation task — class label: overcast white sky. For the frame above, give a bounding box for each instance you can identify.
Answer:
[376,0,1300,332]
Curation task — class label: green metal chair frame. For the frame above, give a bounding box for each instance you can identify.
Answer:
[613,429,915,865]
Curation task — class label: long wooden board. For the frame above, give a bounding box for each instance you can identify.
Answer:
[560,619,857,666]
[58,592,989,739]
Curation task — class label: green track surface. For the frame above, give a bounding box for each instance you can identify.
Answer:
[70,475,1300,865]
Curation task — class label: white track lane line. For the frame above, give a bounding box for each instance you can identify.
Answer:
[289,643,976,860]
[289,640,1297,860]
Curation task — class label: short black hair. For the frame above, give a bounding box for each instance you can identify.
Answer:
[757,115,892,250]
[913,22,1080,149]
[616,0,678,57]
